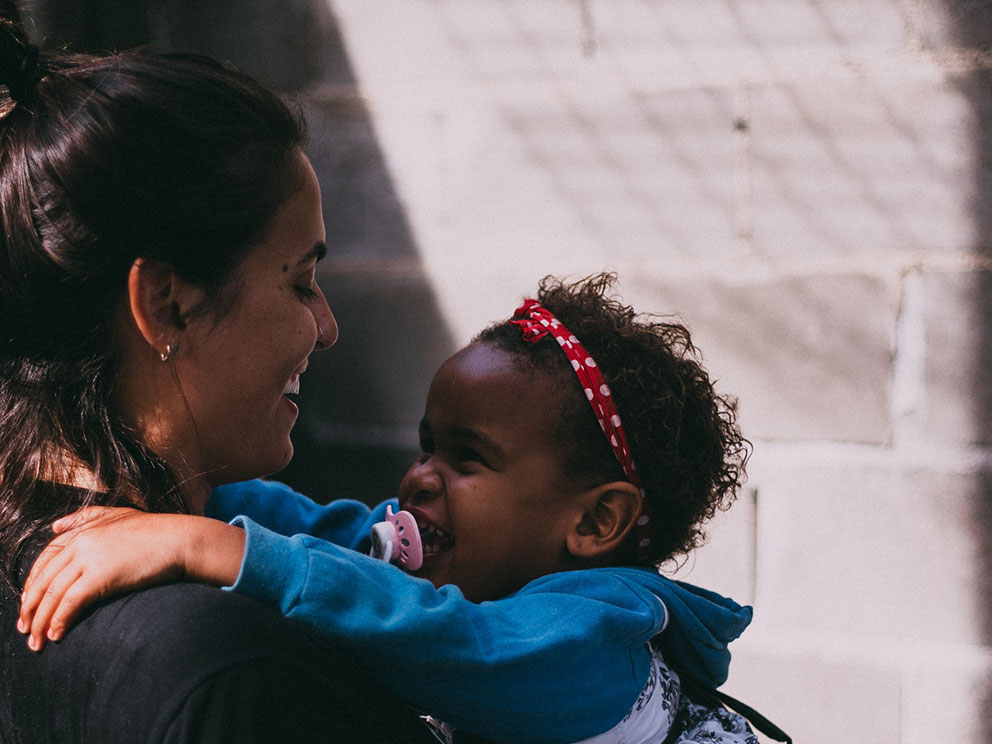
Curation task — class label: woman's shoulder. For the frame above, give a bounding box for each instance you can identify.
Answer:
[0,560,433,743]
[67,580,321,670]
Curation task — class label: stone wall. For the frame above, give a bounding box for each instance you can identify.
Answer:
[22,1,992,741]
[320,5,992,739]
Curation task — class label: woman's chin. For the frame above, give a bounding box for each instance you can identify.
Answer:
[265,440,295,476]
[281,394,300,422]
[229,439,295,482]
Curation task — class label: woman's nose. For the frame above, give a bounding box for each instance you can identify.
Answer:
[312,284,338,351]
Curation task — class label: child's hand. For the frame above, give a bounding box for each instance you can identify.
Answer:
[16,507,193,651]
[17,507,246,651]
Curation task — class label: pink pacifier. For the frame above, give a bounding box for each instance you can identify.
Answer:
[369,505,423,571]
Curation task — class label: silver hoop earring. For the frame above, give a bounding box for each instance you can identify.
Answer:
[160,343,180,362]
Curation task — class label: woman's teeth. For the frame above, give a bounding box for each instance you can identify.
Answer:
[284,376,300,395]
[418,523,454,555]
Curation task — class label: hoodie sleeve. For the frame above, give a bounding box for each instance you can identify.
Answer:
[206,479,394,551]
[226,518,667,744]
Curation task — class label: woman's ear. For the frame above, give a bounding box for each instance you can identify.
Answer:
[126,258,203,357]
[566,481,643,561]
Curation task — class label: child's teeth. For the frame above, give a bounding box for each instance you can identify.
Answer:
[284,377,300,395]
[418,523,454,554]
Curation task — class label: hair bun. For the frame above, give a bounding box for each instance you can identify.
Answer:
[1,19,42,108]
[8,42,39,101]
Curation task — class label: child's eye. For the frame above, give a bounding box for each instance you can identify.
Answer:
[458,449,489,469]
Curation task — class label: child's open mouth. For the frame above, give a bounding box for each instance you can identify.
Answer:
[418,522,454,556]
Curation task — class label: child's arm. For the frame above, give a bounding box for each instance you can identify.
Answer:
[20,508,666,743]
[229,518,667,743]
[17,507,245,651]
[206,479,393,550]
[16,478,393,650]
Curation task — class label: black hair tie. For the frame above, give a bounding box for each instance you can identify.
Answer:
[8,43,42,103]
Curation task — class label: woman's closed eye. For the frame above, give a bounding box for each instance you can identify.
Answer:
[292,242,327,302]
[294,279,319,301]
[418,435,435,458]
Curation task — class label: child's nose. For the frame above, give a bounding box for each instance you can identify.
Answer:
[400,458,443,503]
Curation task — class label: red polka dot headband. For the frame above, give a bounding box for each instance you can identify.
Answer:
[510,299,654,560]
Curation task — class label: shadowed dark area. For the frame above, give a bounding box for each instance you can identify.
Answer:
[17,0,455,503]
[945,5,992,741]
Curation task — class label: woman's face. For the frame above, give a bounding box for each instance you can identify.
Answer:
[175,151,337,487]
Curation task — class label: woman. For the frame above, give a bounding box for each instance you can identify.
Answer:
[0,14,435,743]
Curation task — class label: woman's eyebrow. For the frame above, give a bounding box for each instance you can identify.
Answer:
[296,241,327,266]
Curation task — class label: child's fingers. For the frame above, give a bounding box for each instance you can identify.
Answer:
[37,568,103,644]
[18,540,76,637]
[23,563,83,652]
[19,506,129,636]
[22,539,68,598]
[19,521,112,640]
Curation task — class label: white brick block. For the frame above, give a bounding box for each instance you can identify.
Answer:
[751,464,984,645]
[922,270,992,447]
[749,74,977,255]
[724,648,901,744]
[670,488,756,607]
[901,662,990,744]
[624,274,897,443]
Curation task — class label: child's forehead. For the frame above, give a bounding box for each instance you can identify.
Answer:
[446,341,515,375]
[435,341,555,390]
[429,342,559,418]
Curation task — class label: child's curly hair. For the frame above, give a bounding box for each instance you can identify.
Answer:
[476,273,750,568]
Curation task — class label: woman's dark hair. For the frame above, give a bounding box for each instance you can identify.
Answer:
[0,15,307,586]
[477,273,750,568]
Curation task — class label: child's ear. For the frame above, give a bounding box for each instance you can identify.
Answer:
[127,258,204,358]
[567,482,643,561]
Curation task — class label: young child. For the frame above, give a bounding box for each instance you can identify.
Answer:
[19,274,767,744]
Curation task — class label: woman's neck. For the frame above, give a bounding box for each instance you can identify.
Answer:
[41,455,107,494]
[175,475,210,515]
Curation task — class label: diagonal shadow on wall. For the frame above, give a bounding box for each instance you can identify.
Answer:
[945,5,992,741]
[21,0,456,504]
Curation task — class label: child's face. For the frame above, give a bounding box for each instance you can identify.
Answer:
[398,341,587,602]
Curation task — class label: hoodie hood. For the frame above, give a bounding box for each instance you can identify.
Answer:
[613,568,753,689]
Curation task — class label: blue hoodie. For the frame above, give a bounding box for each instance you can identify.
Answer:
[209,480,752,744]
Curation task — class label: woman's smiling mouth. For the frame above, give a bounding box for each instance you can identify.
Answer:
[284,376,300,395]
[284,363,308,396]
